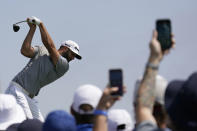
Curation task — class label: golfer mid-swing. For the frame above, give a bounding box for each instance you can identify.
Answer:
[5,16,82,121]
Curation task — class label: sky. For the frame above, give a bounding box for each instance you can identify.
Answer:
[0,0,197,120]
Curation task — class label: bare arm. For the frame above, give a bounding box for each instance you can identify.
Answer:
[93,87,123,131]
[20,19,36,58]
[94,115,108,131]
[136,30,175,124]
[38,22,60,66]
[136,56,159,124]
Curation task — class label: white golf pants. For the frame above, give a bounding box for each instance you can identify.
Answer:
[5,82,44,122]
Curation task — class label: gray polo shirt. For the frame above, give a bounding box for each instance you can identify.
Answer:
[13,46,69,96]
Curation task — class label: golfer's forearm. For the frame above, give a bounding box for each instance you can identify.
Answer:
[21,27,36,57]
[39,23,59,65]
[39,23,56,51]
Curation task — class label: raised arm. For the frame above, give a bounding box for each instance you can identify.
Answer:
[31,17,60,66]
[20,18,36,58]
[93,86,124,131]
[135,30,174,124]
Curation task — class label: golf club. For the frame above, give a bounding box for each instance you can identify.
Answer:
[13,20,27,32]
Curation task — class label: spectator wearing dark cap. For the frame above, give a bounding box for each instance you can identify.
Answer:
[164,72,197,130]
[6,123,19,131]
[6,119,43,131]
[70,84,102,131]
[43,110,77,131]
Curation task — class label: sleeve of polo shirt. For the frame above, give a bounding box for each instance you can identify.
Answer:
[55,56,69,75]
[32,46,39,58]
[135,120,159,131]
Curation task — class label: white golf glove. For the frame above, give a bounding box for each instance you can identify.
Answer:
[29,16,42,25]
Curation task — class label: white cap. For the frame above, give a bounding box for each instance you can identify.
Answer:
[0,94,26,130]
[134,75,168,105]
[72,84,102,114]
[61,40,82,59]
[108,109,134,131]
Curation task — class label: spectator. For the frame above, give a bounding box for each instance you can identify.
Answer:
[43,110,76,131]
[71,84,102,131]
[108,109,134,131]
[134,75,169,130]
[134,29,188,131]
[136,72,197,130]
[5,16,82,121]
[6,119,43,131]
[6,123,19,131]
[164,72,197,130]
[0,94,26,130]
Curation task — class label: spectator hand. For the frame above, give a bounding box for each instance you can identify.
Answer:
[96,86,125,110]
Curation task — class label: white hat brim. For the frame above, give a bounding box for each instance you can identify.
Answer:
[0,104,26,130]
[69,48,82,60]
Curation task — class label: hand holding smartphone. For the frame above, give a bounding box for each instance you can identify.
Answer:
[156,19,172,51]
[109,69,123,96]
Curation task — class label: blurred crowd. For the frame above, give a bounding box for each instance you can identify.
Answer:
[0,17,197,131]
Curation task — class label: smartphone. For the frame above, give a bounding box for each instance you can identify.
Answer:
[109,69,123,96]
[156,19,172,51]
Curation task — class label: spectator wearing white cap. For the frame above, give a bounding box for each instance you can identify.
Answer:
[70,84,102,131]
[5,16,82,122]
[0,94,26,130]
[108,109,134,131]
[134,75,169,130]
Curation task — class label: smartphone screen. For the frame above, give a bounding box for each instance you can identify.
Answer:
[156,19,172,51]
[109,69,123,96]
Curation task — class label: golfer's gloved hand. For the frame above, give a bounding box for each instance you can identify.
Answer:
[29,16,42,25]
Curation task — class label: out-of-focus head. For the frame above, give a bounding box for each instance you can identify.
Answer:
[71,84,102,114]
[60,40,82,62]
[108,109,134,131]
[16,119,42,131]
[43,110,76,131]
[6,123,20,131]
[0,94,26,130]
[134,75,168,105]
[165,72,197,130]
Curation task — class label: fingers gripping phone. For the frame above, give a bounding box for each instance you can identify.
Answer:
[156,19,172,51]
[109,69,123,96]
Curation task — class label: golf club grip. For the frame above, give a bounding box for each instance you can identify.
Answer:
[29,19,38,25]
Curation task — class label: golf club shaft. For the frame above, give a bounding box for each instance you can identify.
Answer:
[15,20,27,25]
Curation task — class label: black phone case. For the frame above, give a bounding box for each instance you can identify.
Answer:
[109,69,123,96]
[156,19,172,51]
